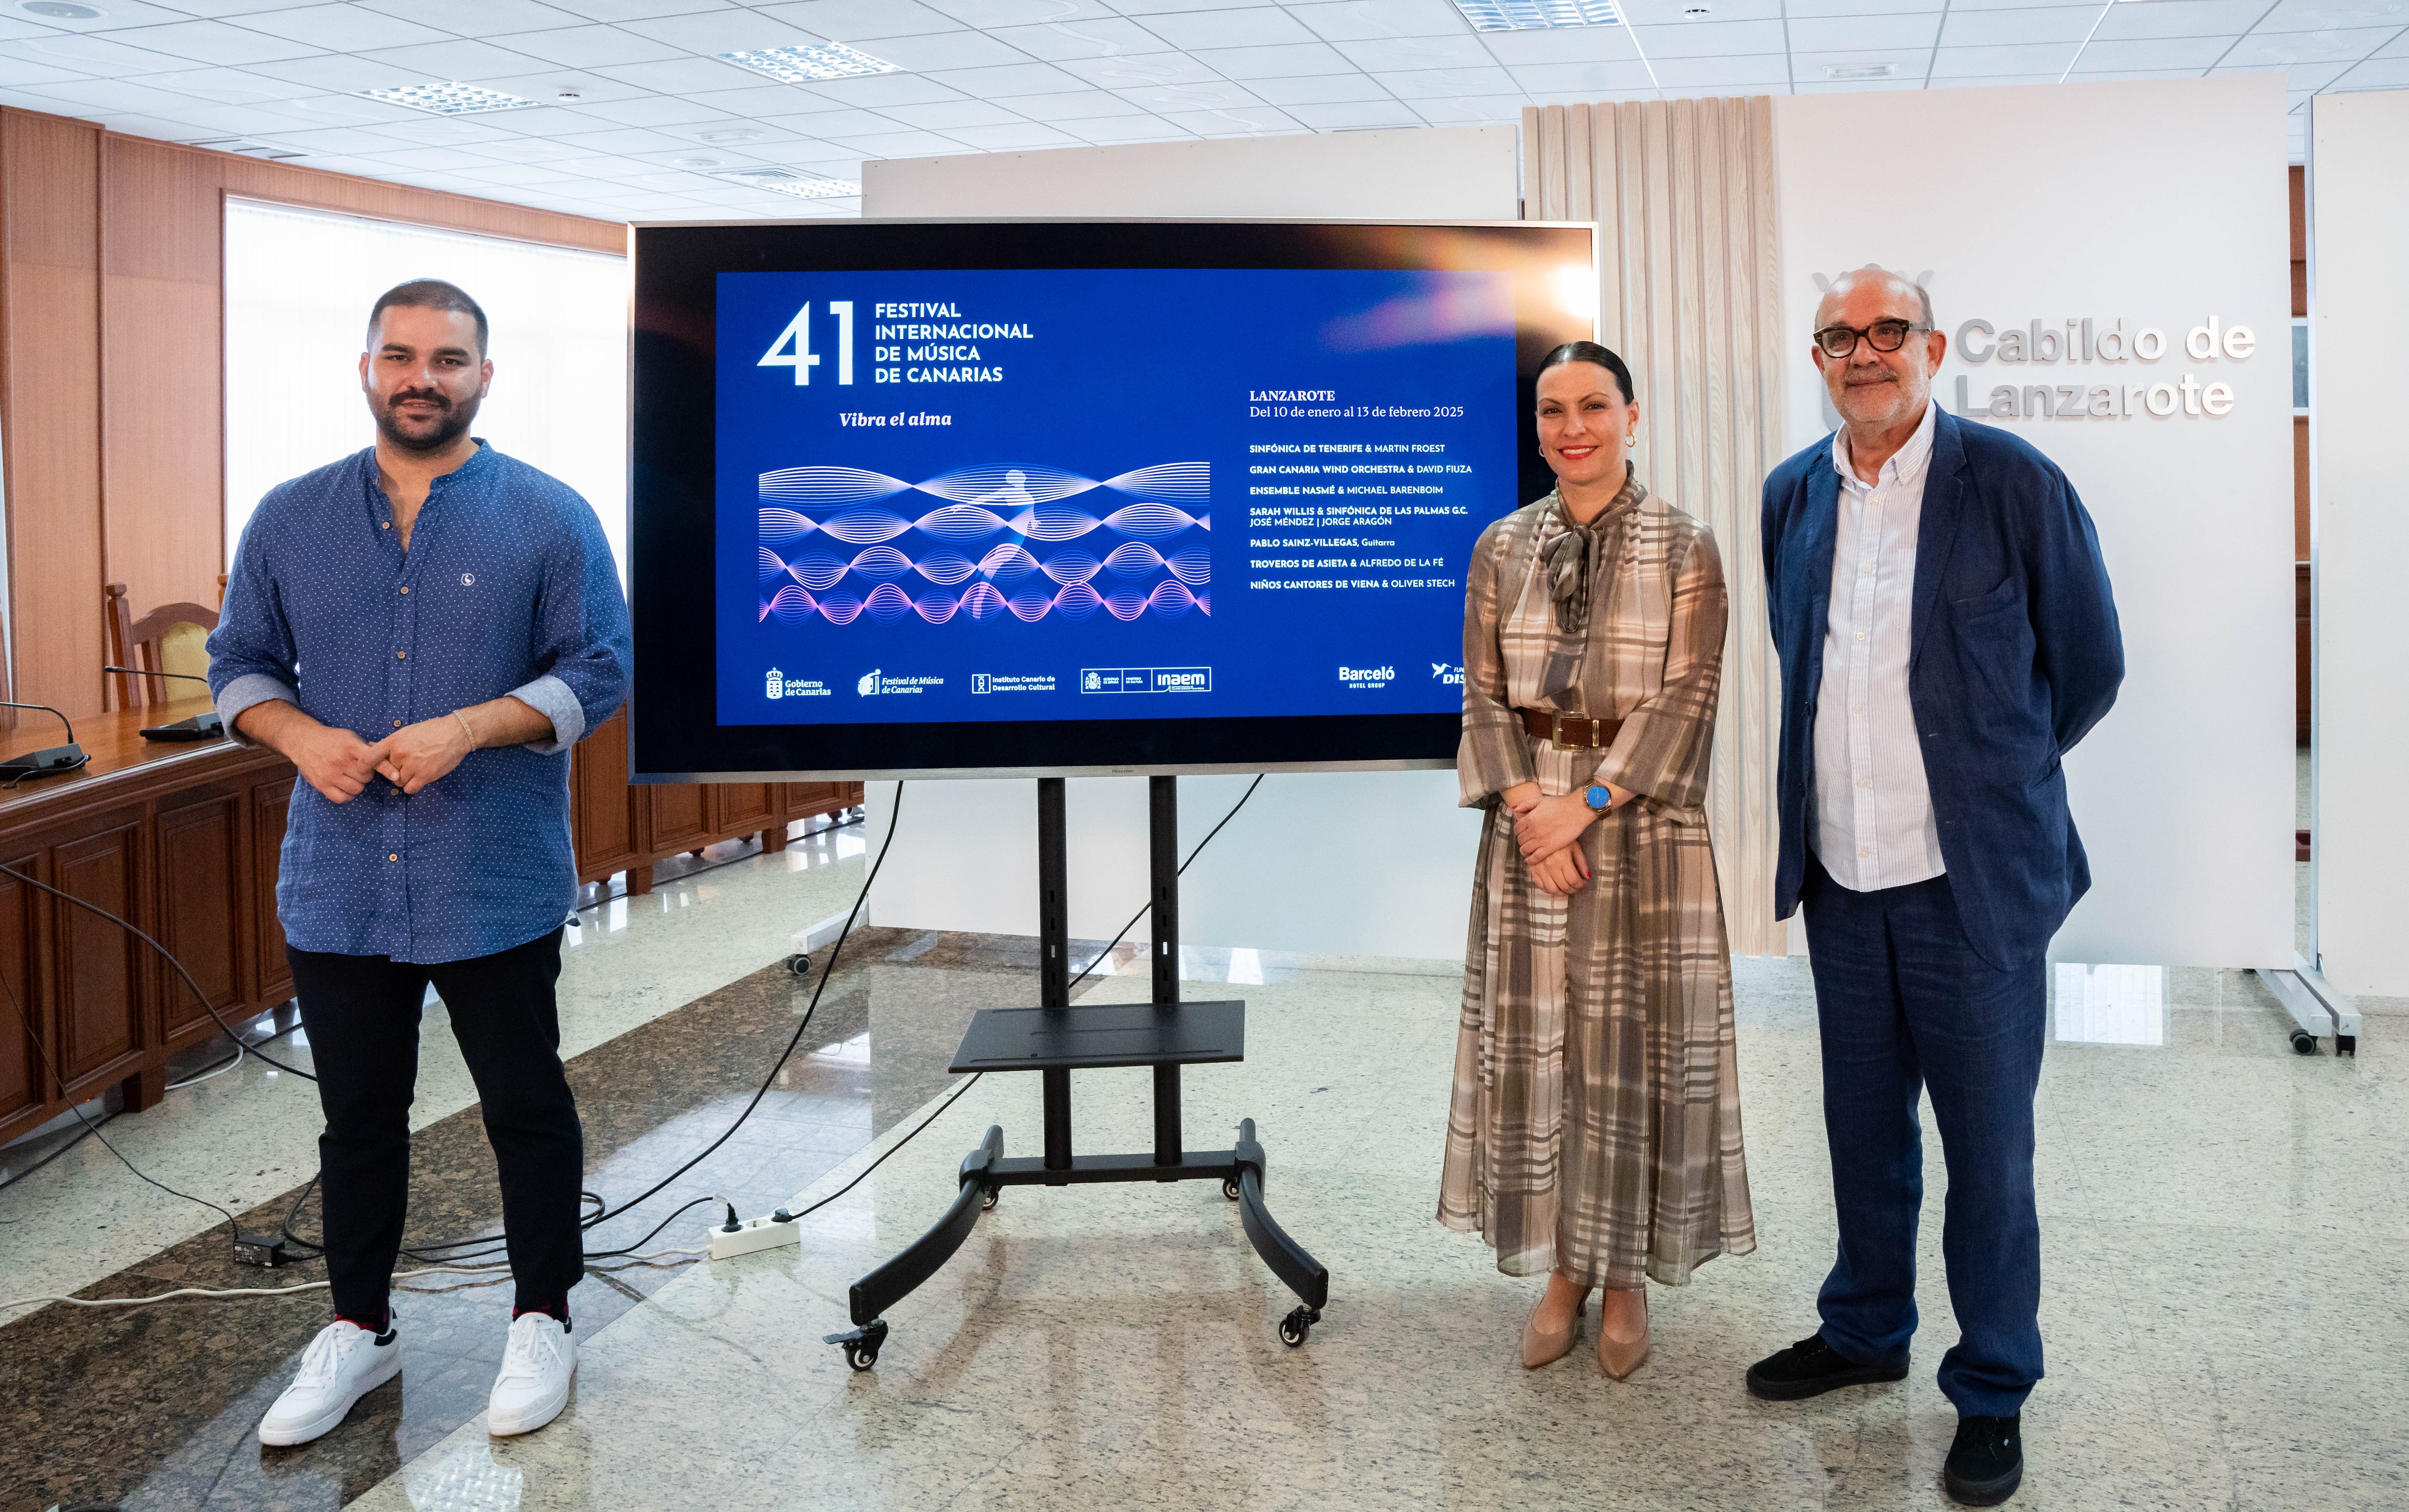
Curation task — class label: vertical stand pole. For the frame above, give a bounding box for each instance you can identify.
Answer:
[1150,776,1182,1166]
[1038,777,1072,1171]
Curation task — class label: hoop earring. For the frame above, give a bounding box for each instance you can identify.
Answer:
[1624,433,1637,448]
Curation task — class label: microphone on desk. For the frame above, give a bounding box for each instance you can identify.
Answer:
[0,700,91,786]
[104,666,225,741]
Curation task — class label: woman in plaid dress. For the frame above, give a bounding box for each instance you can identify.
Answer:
[1438,342,1756,1377]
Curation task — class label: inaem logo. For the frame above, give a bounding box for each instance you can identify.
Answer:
[766,668,784,700]
[858,669,880,696]
[1431,662,1465,686]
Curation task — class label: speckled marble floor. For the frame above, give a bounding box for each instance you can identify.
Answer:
[312,953,2404,1512]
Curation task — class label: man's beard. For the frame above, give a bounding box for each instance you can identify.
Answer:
[373,387,478,453]
[1838,371,1924,427]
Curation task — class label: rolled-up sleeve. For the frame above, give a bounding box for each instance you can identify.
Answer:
[206,504,300,748]
[515,503,631,755]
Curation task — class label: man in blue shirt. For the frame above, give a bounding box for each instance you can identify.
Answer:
[208,278,630,1447]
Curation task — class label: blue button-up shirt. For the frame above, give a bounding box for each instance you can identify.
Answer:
[208,442,631,964]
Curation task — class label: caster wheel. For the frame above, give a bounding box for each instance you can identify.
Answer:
[981,1185,1000,1211]
[1277,1307,1316,1347]
[786,952,812,977]
[2338,1034,2357,1057]
[2289,1028,2316,1055]
[1222,1177,1242,1201]
[841,1342,877,1372]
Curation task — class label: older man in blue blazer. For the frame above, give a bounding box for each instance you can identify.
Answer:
[1745,267,2122,1508]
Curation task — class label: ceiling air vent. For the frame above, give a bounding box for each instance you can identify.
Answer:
[193,137,305,160]
[716,169,860,199]
[1825,62,1897,79]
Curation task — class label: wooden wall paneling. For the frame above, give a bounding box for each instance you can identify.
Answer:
[569,706,643,885]
[0,855,37,1124]
[154,790,243,1042]
[251,777,292,1006]
[217,153,623,256]
[647,783,711,856]
[705,782,775,842]
[50,820,146,1093]
[1,111,106,722]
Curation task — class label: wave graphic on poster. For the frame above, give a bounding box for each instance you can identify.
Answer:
[757,461,1209,626]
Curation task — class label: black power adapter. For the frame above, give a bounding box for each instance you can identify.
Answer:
[232,1233,291,1268]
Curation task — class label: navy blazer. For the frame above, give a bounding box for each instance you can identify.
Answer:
[1762,408,2124,969]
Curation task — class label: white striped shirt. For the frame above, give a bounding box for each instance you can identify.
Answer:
[1813,400,1945,892]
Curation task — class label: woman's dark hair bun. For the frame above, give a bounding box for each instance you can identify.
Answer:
[1535,341,1636,406]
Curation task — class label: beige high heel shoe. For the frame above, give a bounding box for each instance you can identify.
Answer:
[1521,1290,1588,1370]
[1596,1291,1650,1380]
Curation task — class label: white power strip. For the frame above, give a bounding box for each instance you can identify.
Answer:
[705,1212,804,1262]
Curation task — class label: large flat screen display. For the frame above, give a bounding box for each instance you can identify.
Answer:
[631,220,1595,779]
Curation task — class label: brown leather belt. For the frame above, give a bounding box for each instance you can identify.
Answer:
[1519,708,1623,749]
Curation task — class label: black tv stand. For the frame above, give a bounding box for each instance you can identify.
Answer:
[824,776,1329,1371]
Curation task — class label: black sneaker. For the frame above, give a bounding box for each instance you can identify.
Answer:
[1943,1414,2024,1506]
[1744,1332,1910,1401]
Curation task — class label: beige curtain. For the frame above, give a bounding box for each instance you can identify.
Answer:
[1522,98,1787,956]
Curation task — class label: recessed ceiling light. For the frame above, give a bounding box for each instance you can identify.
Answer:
[1825,62,1897,78]
[1451,0,1620,30]
[21,0,103,17]
[554,88,584,101]
[717,168,859,199]
[360,81,540,116]
[697,128,763,145]
[720,43,898,83]
[193,137,305,160]
[675,156,722,168]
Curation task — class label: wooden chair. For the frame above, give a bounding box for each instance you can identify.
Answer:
[105,583,219,710]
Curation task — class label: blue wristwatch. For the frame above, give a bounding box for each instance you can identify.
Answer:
[1584,784,1614,812]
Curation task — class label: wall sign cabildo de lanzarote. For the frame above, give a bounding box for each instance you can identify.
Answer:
[1948,314,2258,421]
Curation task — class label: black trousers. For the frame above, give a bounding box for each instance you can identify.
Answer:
[288,927,584,1323]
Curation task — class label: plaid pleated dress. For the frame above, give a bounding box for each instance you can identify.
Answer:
[1438,470,1757,1289]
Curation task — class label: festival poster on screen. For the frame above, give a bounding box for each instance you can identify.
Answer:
[714,267,1519,726]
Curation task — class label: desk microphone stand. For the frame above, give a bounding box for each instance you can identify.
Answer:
[825,775,1329,1371]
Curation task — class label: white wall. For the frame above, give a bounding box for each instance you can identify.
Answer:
[2308,90,2409,997]
[859,126,1520,960]
[863,126,1520,222]
[1773,77,2295,969]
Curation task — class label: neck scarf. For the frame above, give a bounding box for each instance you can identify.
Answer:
[1538,463,1647,635]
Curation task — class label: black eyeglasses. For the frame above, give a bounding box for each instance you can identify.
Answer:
[1813,319,1929,358]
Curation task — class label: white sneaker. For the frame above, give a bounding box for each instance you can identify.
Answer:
[487,1313,576,1436]
[258,1320,400,1446]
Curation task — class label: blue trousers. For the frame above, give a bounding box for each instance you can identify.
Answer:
[1800,854,2047,1418]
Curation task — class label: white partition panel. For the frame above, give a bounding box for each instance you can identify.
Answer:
[2308,90,2409,998]
[1773,77,2295,969]
[859,128,1518,960]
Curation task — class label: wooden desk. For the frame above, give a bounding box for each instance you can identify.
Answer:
[0,697,295,1146]
[0,701,864,1149]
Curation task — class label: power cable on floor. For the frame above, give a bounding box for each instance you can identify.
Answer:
[0,1109,120,1196]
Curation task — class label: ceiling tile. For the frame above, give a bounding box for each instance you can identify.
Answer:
[269,90,424,122]
[28,0,203,31]
[618,11,826,51]
[1000,84,1146,113]
[447,160,591,184]
[2246,58,2354,83]
[919,59,1093,92]
[468,67,651,102]
[1102,0,1273,13]
[2067,34,2232,68]
[590,54,765,91]
[1791,74,1925,89]
[235,51,419,88]
[564,91,735,123]
[534,122,698,151]
[753,103,912,131]
[799,70,969,104]
[821,124,972,151]
[1505,57,1656,90]
[1789,46,1928,78]
[236,121,397,151]
[353,39,556,80]
[1927,40,2079,74]
[1927,70,2061,85]
[1055,49,1225,84]
[1375,62,1515,95]
[104,18,321,66]
[1616,0,1786,21]
[874,95,1030,125]
[1138,7,1316,46]
[0,55,94,88]
[540,0,732,22]
[1411,91,1525,121]
[1191,39,1350,75]
[357,143,510,169]
[1112,76,1260,104]
[1777,0,1935,13]
[1059,109,1189,138]
[918,0,1121,23]
[2223,25,2397,62]
[1242,69,1383,101]
[1155,100,1299,131]
[1644,51,1790,82]
[2256,0,2409,32]
[937,118,1079,145]
[1618,17,1787,55]
[2331,53,2409,82]
[353,0,593,39]
[1281,96,1419,126]
[1938,6,2105,46]
[366,113,530,144]
[1787,11,1941,48]
[676,80,840,113]
[1330,33,1490,69]
[1287,0,1469,41]
[230,5,456,51]
[467,102,624,134]
[2378,26,2409,52]
[858,28,1035,68]
[2091,0,2271,38]
[485,25,687,67]
[10,31,193,77]
[1477,25,1635,62]
[21,78,207,111]
[985,17,1169,59]
[128,64,303,102]
[753,0,965,39]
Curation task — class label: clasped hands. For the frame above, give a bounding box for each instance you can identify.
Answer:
[1503,779,1631,897]
[291,714,475,803]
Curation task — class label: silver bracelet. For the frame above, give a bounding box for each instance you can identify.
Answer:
[453,709,477,749]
